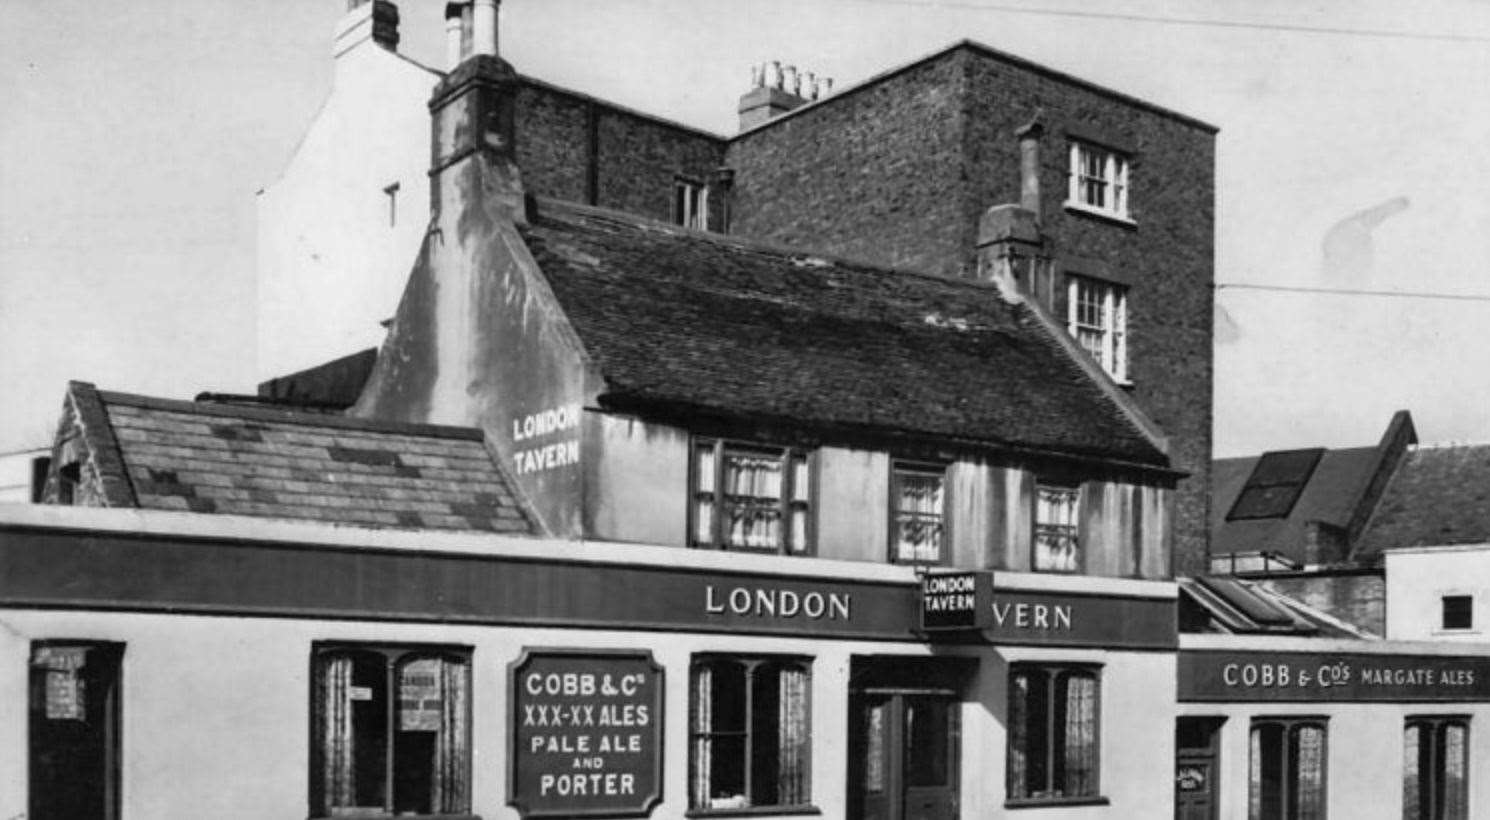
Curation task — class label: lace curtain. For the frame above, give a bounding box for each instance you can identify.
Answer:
[777,665,811,805]
[1061,673,1098,797]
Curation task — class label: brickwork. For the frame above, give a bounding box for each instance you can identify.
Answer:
[502,45,1215,571]
[1254,573,1385,636]
[724,44,1215,574]
[513,80,727,224]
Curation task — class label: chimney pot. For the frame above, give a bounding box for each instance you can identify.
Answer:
[1016,113,1046,217]
[472,0,499,57]
[334,0,401,57]
[445,3,467,69]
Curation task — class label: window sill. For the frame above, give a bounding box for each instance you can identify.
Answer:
[312,814,481,820]
[1062,200,1136,227]
[685,805,821,818]
[1005,796,1110,810]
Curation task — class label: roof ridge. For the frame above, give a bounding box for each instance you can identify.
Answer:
[532,196,1021,297]
[95,389,485,441]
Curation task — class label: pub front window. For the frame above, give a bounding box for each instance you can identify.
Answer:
[1404,716,1468,820]
[310,643,472,817]
[689,655,812,812]
[1007,664,1100,804]
[1249,717,1327,820]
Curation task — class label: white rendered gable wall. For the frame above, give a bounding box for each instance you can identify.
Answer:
[256,38,438,381]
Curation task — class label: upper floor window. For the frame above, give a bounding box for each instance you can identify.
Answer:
[675,179,709,230]
[1442,595,1474,631]
[1067,141,1130,219]
[1067,275,1128,383]
[1404,716,1469,820]
[891,463,945,564]
[1035,482,1080,572]
[692,438,811,554]
[310,643,471,818]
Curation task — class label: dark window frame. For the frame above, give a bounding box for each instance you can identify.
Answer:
[1404,715,1470,820]
[1248,716,1329,820]
[687,654,815,815]
[308,641,474,819]
[889,460,949,566]
[689,437,814,556]
[1441,595,1474,631]
[673,176,709,231]
[1006,662,1104,807]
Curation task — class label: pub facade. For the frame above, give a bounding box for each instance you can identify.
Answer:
[1,503,1179,819]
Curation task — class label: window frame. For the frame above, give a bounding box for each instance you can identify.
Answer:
[1404,715,1470,820]
[1033,481,1083,574]
[687,654,815,815]
[1441,595,1474,632]
[674,177,710,231]
[1005,662,1104,807]
[889,460,949,566]
[1065,274,1129,384]
[689,438,814,556]
[1065,140,1132,222]
[308,640,474,820]
[1248,716,1329,820]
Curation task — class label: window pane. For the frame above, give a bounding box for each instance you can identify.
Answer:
[776,665,811,805]
[1404,723,1423,820]
[1443,723,1468,820]
[905,699,950,788]
[318,651,389,812]
[894,469,944,563]
[1058,673,1099,797]
[1007,669,1051,799]
[723,450,784,550]
[1292,725,1326,820]
[864,701,887,794]
[1251,723,1283,820]
[1035,485,1080,572]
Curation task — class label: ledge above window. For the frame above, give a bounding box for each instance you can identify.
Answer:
[685,805,822,818]
[1005,795,1111,810]
[1062,199,1136,227]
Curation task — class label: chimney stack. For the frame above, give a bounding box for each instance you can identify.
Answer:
[737,60,834,132]
[443,0,500,69]
[335,0,401,57]
[1016,115,1045,217]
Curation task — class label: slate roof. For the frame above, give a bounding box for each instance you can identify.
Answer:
[1355,444,1490,559]
[519,199,1167,467]
[1211,447,1378,561]
[58,383,533,534]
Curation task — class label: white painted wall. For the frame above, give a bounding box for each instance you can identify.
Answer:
[0,446,45,503]
[1386,545,1490,642]
[255,6,440,381]
[0,608,1176,820]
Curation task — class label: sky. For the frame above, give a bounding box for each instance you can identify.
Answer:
[3,0,1490,460]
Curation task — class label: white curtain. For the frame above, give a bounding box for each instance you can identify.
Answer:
[321,654,355,809]
[777,665,810,805]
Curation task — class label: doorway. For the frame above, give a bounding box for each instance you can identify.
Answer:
[1175,716,1225,820]
[29,642,123,820]
[850,689,961,820]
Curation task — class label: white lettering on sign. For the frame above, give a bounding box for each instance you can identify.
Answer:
[992,601,1073,631]
[515,440,580,475]
[539,772,637,797]
[704,585,851,621]
[513,404,582,442]
[511,404,582,475]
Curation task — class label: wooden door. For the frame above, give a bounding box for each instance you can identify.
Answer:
[1175,717,1223,820]
[29,643,122,820]
[851,691,960,820]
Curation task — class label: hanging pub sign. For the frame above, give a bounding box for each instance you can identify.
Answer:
[920,571,994,631]
[509,649,664,818]
[1180,650,1490,703]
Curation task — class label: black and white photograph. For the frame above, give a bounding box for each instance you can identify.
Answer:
[3,1,1490,818]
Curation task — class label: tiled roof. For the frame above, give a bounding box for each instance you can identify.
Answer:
[519,199,1167,467]
[1355,444,1490,558]
[1211,447,1377,561]
[65,384,533,534]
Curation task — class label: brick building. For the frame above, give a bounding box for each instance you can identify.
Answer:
[260,0,1216,572]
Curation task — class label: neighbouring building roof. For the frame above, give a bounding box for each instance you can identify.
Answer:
[519,199,1167,467]
[1355,443,1490,559]
[44,382,534,534]
[1178,576,1371,638]
[1211,446,1378,560]
[1210,410,1416,567]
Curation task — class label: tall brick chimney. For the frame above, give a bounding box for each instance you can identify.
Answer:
[335,0,401,57]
